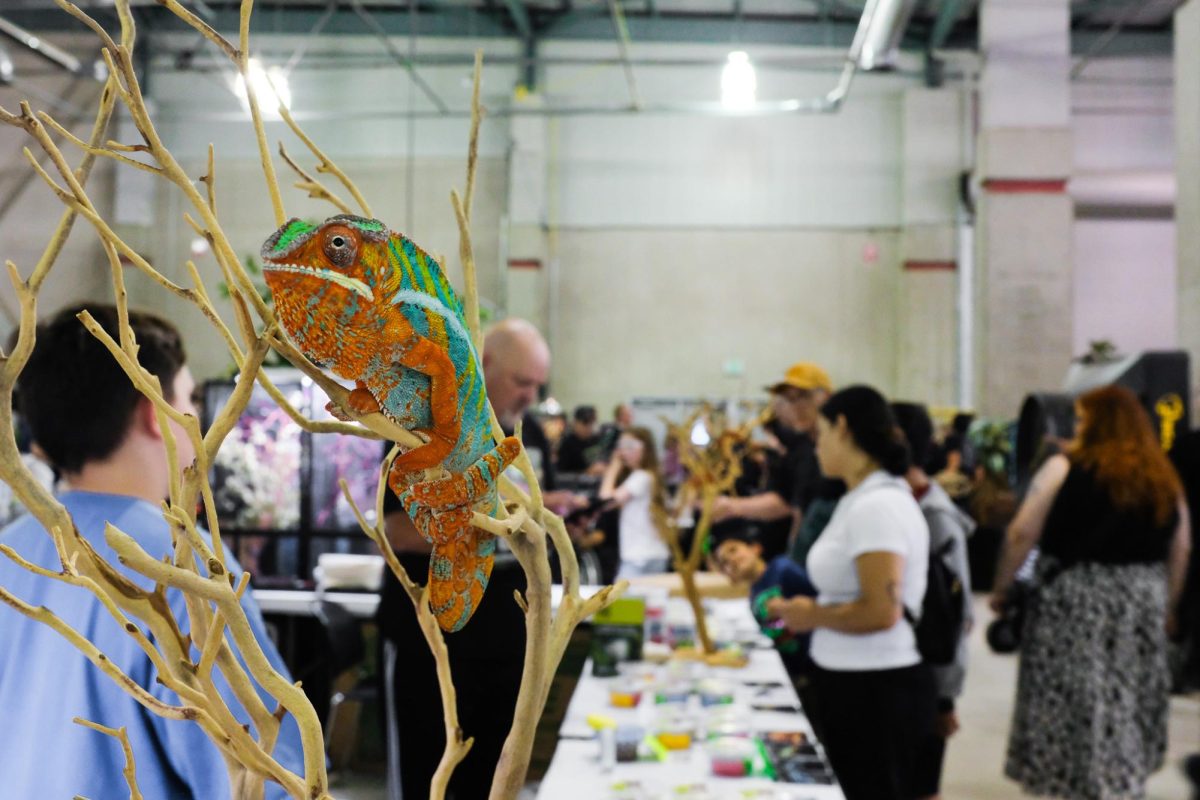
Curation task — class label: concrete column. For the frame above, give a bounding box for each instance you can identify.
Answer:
[1176,1,1200,410]
[974,0,1074,418]
[505,93,549,335]
[897,87,964,408]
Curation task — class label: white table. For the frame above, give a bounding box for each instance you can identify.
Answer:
[253,589,380,618]
[251,584,607,619]
[539,598,844,800]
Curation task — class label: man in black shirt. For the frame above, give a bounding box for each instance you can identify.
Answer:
[557,405,603,475]
[711,362,833,560]
[376,317,569,799]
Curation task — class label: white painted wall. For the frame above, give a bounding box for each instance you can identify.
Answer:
[1070,56,1177,362]
[1072,57,1174,173]
[550,227,901,413]
[1073,219,1177,354]
[135,36,929,403]
[0,63,117,346]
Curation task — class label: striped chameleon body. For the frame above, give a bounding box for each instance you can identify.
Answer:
[261,214,520,632]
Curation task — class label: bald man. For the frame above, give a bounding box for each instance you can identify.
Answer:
[376,317,567,799]
[482,318,550,430]
[481,318,557,493]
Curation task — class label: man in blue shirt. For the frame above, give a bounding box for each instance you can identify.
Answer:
[0,304,305,799]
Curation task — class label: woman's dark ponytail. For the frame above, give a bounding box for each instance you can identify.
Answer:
[819,385,911,476]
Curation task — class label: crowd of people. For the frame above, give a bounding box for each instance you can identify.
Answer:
[546,361,1198,800]
[2,303,1199,800]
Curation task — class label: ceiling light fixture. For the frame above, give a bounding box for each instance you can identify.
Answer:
[234,57,291,118]
[720,51,756,110]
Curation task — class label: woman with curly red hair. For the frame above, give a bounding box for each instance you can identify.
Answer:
[991,384,1192,799]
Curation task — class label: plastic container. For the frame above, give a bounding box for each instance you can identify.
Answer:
[614,725,643,763]
[608,682,643,708]
[707,736,756,777]
[702,705,753,740]
[641,587,669,645]
[696,678,734,707]
[652,710,695,751]
[653,681,691,705]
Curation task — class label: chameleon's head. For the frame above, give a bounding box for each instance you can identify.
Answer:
[261,214,392,340]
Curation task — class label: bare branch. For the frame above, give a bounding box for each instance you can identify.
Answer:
[278,105,373,217]
[73,718,144,800]
[278,143,353,214]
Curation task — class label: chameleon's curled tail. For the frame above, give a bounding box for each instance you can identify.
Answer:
[400,436,521,631]
[428,530,497,632]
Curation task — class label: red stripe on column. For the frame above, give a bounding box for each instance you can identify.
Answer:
[982,178,1068,193]
[507,258,542,270]
[903,260,957,271]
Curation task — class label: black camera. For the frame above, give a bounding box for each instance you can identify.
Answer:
[986,581,1033,654]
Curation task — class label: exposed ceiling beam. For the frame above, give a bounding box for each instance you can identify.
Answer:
[501,0,533,39]
[348,0,449,112]
[928,0,969,52]
[0,5,1172,56]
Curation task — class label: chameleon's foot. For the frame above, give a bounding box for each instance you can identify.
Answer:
[401,437,522,513]
[346,386,380,416]
[428,532,497,632]
[388,429,456,477]
[324,400,353,422]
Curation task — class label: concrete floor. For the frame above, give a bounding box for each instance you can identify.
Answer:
[332,595,1200,798]
[944,596,1199,799]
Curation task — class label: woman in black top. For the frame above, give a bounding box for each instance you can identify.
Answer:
[991,385,1191,800]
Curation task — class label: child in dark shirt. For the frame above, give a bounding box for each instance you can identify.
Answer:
[715,530,818,678]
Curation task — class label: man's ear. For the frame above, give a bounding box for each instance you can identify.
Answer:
[135,395,164,440]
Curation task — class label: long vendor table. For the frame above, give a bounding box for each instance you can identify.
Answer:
[538,597,844,800]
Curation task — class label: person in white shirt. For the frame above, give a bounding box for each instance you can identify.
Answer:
[600,427,672,579]
[770,385,937,800]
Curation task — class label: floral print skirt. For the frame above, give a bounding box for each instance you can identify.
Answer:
[1006,559,1170,800]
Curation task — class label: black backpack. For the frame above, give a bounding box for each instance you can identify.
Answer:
[904,533,966,666]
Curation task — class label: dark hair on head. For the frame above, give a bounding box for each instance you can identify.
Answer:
[891,402,934,472]
[714,527,760,549]
[16,303,186,474]
[573,405,597,425]
[952,412,974,437]
[819,385,910,476]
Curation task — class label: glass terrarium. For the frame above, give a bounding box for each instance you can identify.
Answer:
[202,368,382,584]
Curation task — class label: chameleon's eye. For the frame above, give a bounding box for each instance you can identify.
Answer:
[323,229,357,268]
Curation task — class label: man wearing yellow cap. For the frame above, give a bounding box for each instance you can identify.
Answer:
[712,362,833,558]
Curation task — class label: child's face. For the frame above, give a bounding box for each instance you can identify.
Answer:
[716,539,761,583]
[617,435,644,467]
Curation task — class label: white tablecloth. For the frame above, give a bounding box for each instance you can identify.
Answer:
[539,598,844,800]
[252,583,606,619]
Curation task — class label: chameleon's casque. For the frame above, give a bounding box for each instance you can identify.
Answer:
[261,214,519,632]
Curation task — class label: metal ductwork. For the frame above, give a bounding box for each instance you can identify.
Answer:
[0,14,81,74]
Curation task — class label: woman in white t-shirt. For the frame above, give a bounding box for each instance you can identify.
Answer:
[600,427,672,579]
[769,385,937,800]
